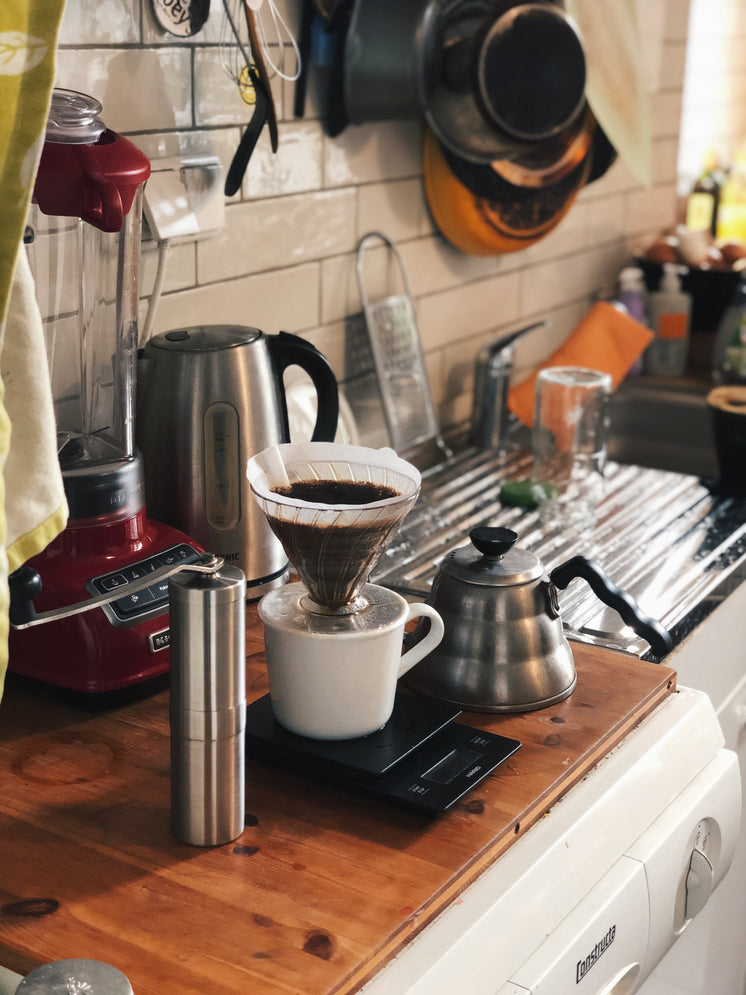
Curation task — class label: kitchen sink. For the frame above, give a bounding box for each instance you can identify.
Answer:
[608,377,718,478]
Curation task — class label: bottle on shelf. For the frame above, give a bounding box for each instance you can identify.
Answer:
[712,276,746,383]
[685,149,725,237]
[717,145,746,244]
[616,266,650,377]
[644,263,692,377]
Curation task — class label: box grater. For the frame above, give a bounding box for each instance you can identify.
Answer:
[356,232,451,461]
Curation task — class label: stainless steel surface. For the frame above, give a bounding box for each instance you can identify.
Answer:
[169,561,246,847]
[136,325,337,596]
[608,378,718,477]
[14,959,133,994]
[470,322,545,450]
[373,437,746,658]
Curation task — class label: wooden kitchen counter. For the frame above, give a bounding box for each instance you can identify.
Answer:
[0,610,675,994]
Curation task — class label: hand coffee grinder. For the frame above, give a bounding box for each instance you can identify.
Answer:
[9,88,202,695]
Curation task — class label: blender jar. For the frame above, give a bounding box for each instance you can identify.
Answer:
[26,88,151,515]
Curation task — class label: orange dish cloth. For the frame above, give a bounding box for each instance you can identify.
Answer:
[507,301,654,427]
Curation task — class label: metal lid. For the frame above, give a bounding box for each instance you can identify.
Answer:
[15,959,133,994]
[148,325,262,353]
[440,526,543,587]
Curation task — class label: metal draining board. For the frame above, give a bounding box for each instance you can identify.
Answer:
[372,443,746,660]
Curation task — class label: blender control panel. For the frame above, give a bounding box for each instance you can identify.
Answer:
[87,543,200,627]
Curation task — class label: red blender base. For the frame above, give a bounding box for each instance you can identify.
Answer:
[8,509,203,695]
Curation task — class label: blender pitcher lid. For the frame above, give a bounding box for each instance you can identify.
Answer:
[44,88,107,144]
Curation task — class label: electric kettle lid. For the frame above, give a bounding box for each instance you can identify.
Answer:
[440,526,543,587]
[146,325,263,353]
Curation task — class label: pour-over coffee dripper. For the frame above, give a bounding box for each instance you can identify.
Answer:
[247,442,421,612]
[247,443,444,740]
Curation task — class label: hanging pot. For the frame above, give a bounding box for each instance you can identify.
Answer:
[425,0,587,165]
[407,526,673,713]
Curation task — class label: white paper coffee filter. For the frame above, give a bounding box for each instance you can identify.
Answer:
[247,443,421,607]
[246,442,421,528]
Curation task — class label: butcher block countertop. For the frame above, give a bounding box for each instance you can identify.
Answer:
[0,609,675,995]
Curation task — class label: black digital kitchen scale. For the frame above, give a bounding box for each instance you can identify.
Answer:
[245,693,521,816]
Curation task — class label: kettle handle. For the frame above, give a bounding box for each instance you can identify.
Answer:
[550,556,674,659]
[268,332,340,442]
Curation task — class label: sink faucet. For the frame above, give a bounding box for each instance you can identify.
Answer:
[470,321,545,449]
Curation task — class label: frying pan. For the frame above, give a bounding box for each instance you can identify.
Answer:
[422,114,615,255]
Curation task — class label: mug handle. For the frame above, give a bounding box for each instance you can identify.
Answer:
[397,604,444,678]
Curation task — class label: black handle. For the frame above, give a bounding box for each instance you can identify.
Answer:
[8,565,42,626]
[470,525,518,559]
[268,331,339,442]
[224,67,269,197]
[550,556,674,658]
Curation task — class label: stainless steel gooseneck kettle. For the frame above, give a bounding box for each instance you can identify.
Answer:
[407,526,673,713]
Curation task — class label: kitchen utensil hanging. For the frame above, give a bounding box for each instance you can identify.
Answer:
[355,232,450,460]
[221,0,301,195]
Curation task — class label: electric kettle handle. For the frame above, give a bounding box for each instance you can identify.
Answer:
[269,331,340,442]
[549,556,674,659]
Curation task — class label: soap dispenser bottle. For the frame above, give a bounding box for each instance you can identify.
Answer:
[645,263,692,377]
[712,276,746,383]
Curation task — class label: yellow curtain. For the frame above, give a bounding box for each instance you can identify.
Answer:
[0,0,67,701]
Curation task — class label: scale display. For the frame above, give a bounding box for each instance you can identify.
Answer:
[245,693,521,816]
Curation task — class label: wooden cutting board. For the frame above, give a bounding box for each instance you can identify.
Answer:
[0,609,675,994]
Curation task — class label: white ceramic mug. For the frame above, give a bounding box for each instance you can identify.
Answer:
[258,583,445,740]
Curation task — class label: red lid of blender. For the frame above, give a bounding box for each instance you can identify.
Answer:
[33,89,151,233]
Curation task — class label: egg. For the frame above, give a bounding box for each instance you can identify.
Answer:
[643,237,679,264]
[719,241,746,267]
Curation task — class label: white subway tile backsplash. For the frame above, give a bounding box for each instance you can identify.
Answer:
[197,187,356,282]
[140,240,197,297]
[417,272,522,352]
[244,121,323,199]
[142,260,320,337]
[194,47,254,127]
[323,121,424,188]
[518,250,597,316]
[357,180,428,243]
[625,182,678,236]
[47,0,712,435]
[581,195,626,247]
[55,48,193,132]
[59,0,140,45]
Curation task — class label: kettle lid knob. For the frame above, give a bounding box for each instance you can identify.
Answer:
[470,526,518,559]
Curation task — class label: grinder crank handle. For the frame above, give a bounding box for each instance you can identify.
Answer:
[550,556,674,659]
[8,555,224,630]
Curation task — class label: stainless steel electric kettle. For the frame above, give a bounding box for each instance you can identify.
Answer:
[136,325,339,598]
[407,526,673,712]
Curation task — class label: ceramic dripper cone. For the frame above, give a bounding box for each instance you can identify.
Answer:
[247,443,420,610]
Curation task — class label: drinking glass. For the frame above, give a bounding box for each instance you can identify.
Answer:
[530,366,611,531]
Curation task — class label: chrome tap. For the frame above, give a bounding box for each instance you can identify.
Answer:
[470,321,545,449]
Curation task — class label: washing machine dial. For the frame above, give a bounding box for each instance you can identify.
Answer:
[684,819,715,920]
